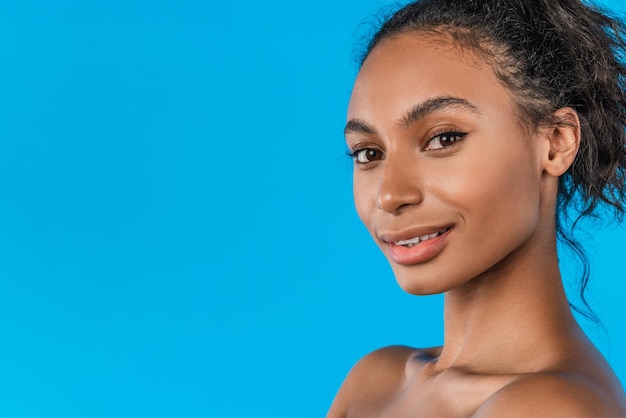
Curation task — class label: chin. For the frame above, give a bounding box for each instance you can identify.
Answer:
[392,267,456,295]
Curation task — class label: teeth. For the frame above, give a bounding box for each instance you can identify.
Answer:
[395,237,422,246]
[394,228,449,247]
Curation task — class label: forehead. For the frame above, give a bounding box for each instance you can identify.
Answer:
[348,33,516,123]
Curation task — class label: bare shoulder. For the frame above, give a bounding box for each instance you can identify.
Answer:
[473,372,626,418]
[327,345,422,418]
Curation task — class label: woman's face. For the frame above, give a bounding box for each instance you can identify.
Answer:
[346,34,550,295]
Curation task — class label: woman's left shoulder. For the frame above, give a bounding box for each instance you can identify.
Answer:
[473,372,626,418]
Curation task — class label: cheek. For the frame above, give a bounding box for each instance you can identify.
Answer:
[353,175,375,228]
[442,141,540,210]
[353,173,390,255]
[441,145,543,255]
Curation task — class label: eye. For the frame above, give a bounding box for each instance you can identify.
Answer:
[425,131,467,150]
[350,148,384,164]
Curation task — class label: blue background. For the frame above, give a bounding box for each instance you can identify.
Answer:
[0,0,624,416]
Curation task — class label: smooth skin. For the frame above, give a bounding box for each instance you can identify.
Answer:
[328,33,626,417]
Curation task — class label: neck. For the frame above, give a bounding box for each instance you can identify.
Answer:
[434,238,585,374]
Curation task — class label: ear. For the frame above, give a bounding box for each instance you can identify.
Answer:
[541,107,580,177]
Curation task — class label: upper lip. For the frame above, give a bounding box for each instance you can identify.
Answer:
[378,225,453,243]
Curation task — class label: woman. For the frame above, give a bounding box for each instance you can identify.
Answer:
[328,0,626,416]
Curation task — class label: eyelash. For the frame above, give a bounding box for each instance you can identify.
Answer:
[346,148,384,164]
[347,131,467,165]
[424,131,467,151]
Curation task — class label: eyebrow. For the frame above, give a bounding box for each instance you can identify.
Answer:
[400,96,481,127]
[344,118,377,137]
[344,96,481,137]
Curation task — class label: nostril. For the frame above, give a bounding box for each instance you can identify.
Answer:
[375,155,425,214]
[376,192,389,210]
[377,193,422,214]
[376,181,424,214]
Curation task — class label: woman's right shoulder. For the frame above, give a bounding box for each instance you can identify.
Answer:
[326,345,425,418]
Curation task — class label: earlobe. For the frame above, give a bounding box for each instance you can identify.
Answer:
[542,107,581,177]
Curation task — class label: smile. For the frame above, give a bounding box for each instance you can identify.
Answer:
[394,227,452,247]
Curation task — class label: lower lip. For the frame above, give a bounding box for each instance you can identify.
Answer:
[387,228,452,265]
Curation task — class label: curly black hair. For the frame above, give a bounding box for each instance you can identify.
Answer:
[358,0,626,321]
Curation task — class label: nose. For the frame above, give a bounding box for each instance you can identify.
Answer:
[376,155,424,214]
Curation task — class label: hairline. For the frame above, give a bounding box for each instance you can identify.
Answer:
[363,28,557,134]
